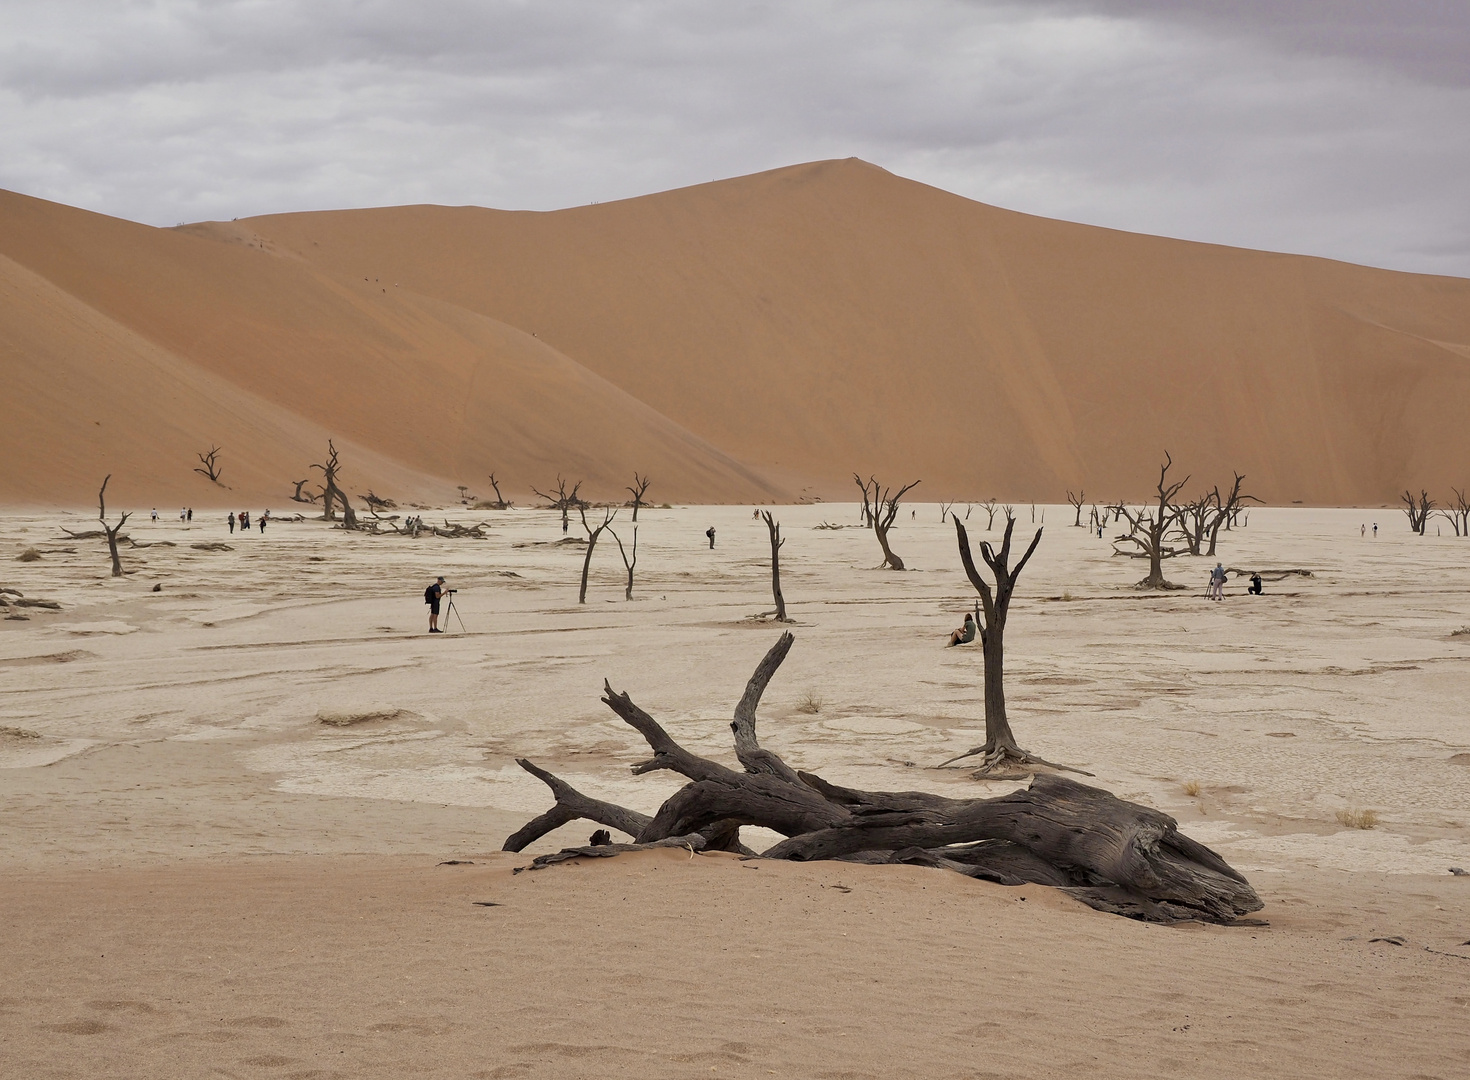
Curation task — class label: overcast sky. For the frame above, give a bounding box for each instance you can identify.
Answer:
[3,0,1467,276]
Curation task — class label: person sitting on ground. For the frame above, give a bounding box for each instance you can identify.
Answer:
[948,612,977,647]
[1249,572,1263,595]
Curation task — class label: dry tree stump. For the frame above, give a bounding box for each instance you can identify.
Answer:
[504,633,1263,924]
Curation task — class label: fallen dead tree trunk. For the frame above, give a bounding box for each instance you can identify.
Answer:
[503,632,1263,924]
[1224,567,1314,581]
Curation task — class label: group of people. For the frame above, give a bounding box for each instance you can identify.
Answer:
[227,510,270,534]
[150,507,194,523]
[944,562,1267,645]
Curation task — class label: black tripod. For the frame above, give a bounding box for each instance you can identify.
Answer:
[443,590,467,633]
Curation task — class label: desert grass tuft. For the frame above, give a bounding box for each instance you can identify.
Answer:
[1182,779,1202,798]
[795,689,823,715]
[16,547,41,562]
[1336,808,1379,830]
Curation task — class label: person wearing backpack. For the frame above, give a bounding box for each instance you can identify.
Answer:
[425,576,447,633]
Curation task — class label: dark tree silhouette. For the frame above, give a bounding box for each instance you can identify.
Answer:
[940,515,1083,778]
[609,525,638,600]
[1442,488,1470,537]
[194,445,223,484]
[1205,473,1258,555]
[761,510,788,622]
[310,440,356,528]
[532,476,583,534]
[853,474,920,570]
[577,506,616,604]
[97,475,130,578]
[485,473,512,509]
[625,473,652,522]
[1402,489,1434,535]
[1066,489,1085,527]
[1113,453,1190,589]
[289,479,318,504]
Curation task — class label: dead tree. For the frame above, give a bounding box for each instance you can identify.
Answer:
[97,475,130,578]
[1442,489,1470,537]
[358,490,396,511]
[1401,489,1434,535]
[485,473,512,510]
[980,500,999,529]
[193,445,223,484]
[1066,490,1085,527]
[532,476,583,534]
[855,476,878,525]
[626,474,652,522]
[290,479,318,504]
[502,634,1262,925]
[1205,473,1258,555]
[853,474,920,570]
[310,440,356,529]
[761,511,789,622]
[943,515,1080,778]
[939,501,953,523]
[1114,453,1190,589]
[578,506,616,604]
[609,526,638,600]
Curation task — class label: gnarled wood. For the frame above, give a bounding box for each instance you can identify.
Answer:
[507,635,1261,924]
[502,758,652,851]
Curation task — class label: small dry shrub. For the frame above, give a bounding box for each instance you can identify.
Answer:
[1182,780,1202,798]
[1336,808,1379,830]
[795,689,823,715]
[17,547,41,562]
[1451,626,1470,637]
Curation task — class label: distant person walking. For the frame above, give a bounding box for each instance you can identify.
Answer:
[227,512,234,534]
[1361,523,1366,537]
[180,508,187,523]
[1208,562,1227,601]
[706,526,716,549]
[151,508,158,523]
[1373,522,1378,537]
[258,513,267,533]
[186,507,193,522]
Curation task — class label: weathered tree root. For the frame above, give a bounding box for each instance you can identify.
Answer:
[504,632,1263,924]
[935,742,1095,779]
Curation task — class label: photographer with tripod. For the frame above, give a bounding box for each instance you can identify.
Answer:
[424,577,466,634]
[425,576,450,633]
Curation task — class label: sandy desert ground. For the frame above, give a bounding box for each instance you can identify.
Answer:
[2,502,1469,1078]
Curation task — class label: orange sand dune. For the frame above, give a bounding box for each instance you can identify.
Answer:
[5,159,1470,507]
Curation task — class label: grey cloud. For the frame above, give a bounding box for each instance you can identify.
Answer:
[1,0,1466,277]
[1054,0,1470,86]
